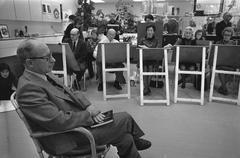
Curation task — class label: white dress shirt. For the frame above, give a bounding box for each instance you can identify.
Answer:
[93,34,119,58]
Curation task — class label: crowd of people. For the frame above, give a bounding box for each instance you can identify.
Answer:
[0,11,239,158]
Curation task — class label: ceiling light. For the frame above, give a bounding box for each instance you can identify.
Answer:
[91,0,104,3]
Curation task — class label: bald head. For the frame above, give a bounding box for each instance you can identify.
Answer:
[107,29,116,41]
[17,39,54,74]
[70,28,79,35]
[17,39,48,64]
[70,28,80,41]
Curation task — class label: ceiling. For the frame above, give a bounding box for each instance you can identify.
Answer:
[92,0,193,3]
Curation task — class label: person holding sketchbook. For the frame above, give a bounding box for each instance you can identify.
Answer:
[215,27,236,95]
[165,26,197,88]
[138,24,161,96]
[16,39,151,158]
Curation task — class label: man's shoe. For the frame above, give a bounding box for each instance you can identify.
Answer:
[134,138,152,151]
[113,81,122,90]
[86,75,94,80]
[143,88,151,96]
[218,86,228,95]
[98,83,103,91]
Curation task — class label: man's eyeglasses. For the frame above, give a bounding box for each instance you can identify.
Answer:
[28,53,53,62]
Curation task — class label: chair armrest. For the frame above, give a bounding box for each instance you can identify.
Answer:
[31,127,97,157]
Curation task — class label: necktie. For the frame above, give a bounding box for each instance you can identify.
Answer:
[72,41,76,51]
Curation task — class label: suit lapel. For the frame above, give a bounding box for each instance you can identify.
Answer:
[46,73,84,108]
[24,71,73,102]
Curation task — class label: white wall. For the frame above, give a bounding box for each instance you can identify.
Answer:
[93,2,143,18]
[0,0,77,38]
[167,1,194,16]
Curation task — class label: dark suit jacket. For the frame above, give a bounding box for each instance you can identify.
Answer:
[62,23,84,43]
[67,39,88,70]
[16,70,94,154]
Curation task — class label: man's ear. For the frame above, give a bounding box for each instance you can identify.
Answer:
[25,59,34,68]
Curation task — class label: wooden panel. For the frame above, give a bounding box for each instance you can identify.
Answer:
[29,0,42,21]
[211,45,240,68]
[172,46,206,63]
[14,0,30,21]
[0,35,63,57]
[97,43,129,63]
[0,0,16,20]
[42,0,61,22]
[47,43,80,72]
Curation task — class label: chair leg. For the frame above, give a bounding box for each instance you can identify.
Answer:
[83,72,87,91]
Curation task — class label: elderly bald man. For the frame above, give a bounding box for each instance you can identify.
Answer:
[93,28,126,91]
[216,12,232,41]
[66,28,88,89]
[16,38,151,158]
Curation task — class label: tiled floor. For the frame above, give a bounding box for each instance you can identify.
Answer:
[0,65,240,158]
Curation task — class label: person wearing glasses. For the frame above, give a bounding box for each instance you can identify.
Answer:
[215,27,236,95]
[16,39,151,158]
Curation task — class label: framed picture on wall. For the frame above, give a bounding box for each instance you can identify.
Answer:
[42,4,47,13]
[0,25,10,38]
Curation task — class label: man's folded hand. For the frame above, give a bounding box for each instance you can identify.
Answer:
[92,113,105,123]
[86,105,101,116]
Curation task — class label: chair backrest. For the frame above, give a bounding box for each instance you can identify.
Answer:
[64,43,81,72]
[137,21,163,47]
[96,42,130,63]
[172,45,207,63]
[196,40,212,61]
[162,34,179,47]
[10,92,45,158]
[138,48,165,61]
[208,45,240,68]
[196,40,211,46]
[47,43,81,72]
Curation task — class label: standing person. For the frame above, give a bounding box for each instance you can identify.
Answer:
[215,12,232,41]
[203,17,215,35]
[138,24,161,95]
[0,63,17,100]
[93,29,126,91]
[215,27,236,95]
[144,14,154,22]
[16,38,151,158]
[62,16,84,43]
[67,28,88,88]
[107,14,123,41]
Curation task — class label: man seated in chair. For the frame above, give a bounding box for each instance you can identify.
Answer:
[93,28,126,91]
[67,28,88,89]
[16,39,151,158]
